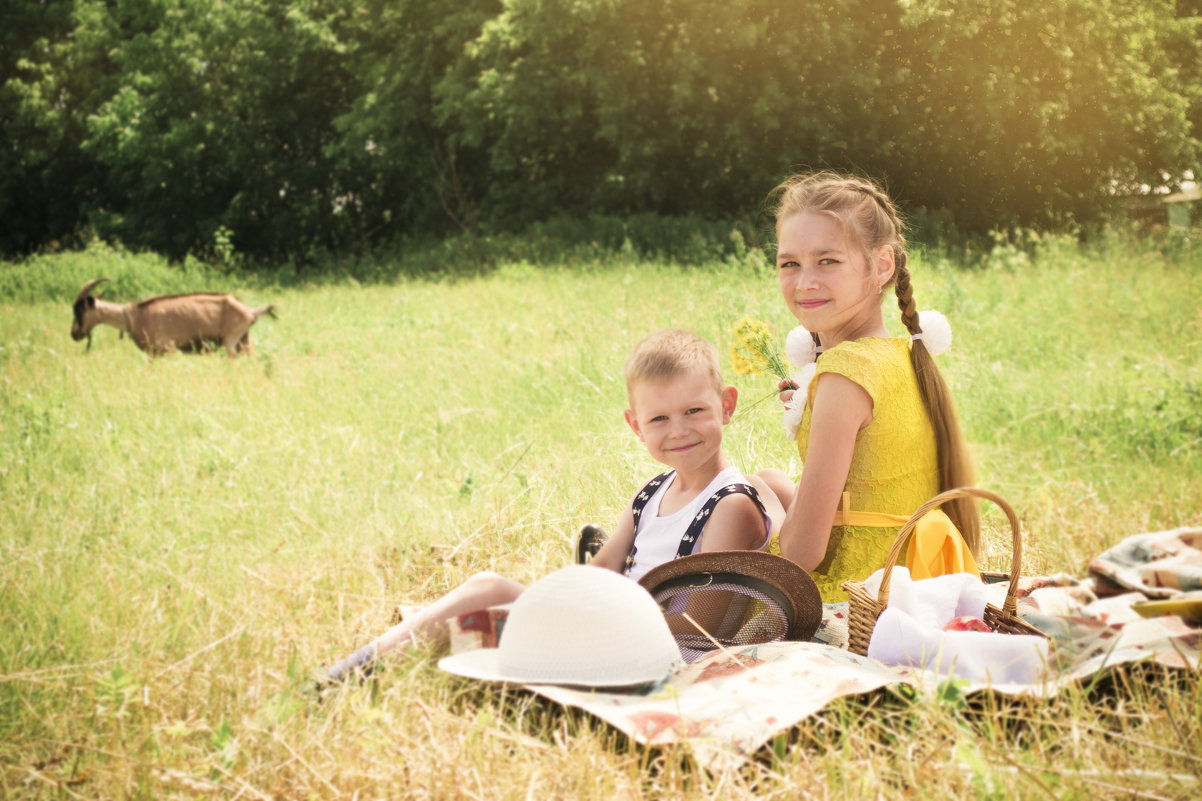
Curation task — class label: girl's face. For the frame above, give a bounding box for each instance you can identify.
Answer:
[776,211,894,347]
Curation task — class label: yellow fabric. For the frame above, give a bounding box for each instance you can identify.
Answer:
[772,337,940,602]
[903,509,980,580]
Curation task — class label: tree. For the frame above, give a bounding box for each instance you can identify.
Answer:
[3,0,1198,259]
[885,0,1202,229]
[433,0,905,224]
[77,0,358,260]
[1,0,107,254]
[326,0,502,238]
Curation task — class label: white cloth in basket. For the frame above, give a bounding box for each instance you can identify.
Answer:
[864,567,1050,684]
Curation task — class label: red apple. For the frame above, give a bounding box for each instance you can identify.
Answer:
[944,616,991,633]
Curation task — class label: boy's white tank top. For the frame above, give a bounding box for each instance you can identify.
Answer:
[626,466,770,582]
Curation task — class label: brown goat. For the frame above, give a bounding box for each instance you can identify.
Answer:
[71,278,276,357]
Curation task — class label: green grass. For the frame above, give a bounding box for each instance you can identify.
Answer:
[1,233,1200,798]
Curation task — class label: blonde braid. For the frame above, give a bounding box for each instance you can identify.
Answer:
[893,255,979,551]
[893,253,921,337]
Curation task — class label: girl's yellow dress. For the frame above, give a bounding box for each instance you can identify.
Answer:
[772,337,938,602]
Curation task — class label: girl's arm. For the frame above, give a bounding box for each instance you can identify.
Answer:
[778,373,873,571]
[589,501,638,572]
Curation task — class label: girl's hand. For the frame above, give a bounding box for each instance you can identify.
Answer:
[778,378,798,406]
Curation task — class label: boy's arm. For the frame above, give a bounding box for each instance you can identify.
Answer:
[588,501,637,572]
[697,493,771,553]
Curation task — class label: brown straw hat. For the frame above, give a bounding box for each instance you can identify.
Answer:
[638,550,823,659]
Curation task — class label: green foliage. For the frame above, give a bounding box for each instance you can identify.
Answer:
[0,0,106,254]
[5,0,360,260]
[3,0,1199,261]
[891,0,1202,230]
[95,665,136,719]
[262,213,766,284]
[76,0,357,260]
[1088,380,1202,459]
[434,0,903,223]
[326,0,502,238]
[0,239,248,303]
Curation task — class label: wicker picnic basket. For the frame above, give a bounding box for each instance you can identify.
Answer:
[842,486,1046,657]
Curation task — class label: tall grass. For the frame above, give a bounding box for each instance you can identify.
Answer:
[1,232,1200,798]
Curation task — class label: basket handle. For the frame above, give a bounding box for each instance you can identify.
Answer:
[875,487,1024,616]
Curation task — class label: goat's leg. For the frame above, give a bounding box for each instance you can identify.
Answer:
[222,328,248,357]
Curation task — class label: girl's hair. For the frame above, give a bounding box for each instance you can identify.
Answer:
[771,172,980,552]
[624,328,724,403]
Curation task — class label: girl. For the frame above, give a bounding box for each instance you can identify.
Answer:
[757,172,978,602]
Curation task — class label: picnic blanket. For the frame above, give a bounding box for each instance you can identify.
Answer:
[441,527,1202,769]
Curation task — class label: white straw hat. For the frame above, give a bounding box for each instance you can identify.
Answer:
[438,565,683,687]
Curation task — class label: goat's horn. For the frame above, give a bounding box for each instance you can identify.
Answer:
[75,277,111,303]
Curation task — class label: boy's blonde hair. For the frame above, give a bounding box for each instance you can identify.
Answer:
[624,329,724,405]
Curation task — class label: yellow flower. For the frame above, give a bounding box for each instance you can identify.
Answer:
[729,317,790,381]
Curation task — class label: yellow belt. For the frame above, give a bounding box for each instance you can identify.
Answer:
[832,492,979,580]
[831,492,911,528]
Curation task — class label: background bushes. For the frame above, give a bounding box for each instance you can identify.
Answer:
[2,0,1199,264]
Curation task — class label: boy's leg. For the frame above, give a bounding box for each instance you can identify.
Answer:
[325,572,525,682]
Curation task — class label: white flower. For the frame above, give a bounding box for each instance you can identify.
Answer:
[783,399,804,442]
[915,310,952,356]
[782,363,817,441]
[785,325,820,367]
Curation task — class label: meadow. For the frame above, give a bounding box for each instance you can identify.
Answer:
[2,231,1200,798]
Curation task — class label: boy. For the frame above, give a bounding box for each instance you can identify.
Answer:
[324,328,784,681]
[589,328,782,577]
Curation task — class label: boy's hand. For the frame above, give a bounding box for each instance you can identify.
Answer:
[589,503,638,573]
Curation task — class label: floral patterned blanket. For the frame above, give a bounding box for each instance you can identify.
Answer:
[442,527,1202,768]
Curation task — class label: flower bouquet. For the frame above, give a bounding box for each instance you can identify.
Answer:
[730,317,816,441]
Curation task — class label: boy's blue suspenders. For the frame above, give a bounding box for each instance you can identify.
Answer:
[623,470,771,577]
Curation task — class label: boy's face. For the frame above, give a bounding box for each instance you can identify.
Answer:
[624,370,736,475]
